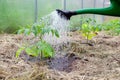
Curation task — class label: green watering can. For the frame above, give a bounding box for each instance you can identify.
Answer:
[56,0,120,20]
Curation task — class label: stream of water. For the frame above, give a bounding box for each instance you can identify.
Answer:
[41,11,70,45]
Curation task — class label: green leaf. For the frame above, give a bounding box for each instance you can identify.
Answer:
[87,33,96,40]
[51,29,55,36]
[25,47,39,57]
[54,30,59,38]
[24,28,30,36]
[37,40,54,58]
[82,23,90,33]
[41,27,51,35]
[16,47,25,58]
[17,29,24,34]
[32,26,38,36]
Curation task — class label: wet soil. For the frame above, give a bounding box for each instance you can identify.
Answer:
[0,32,120,80]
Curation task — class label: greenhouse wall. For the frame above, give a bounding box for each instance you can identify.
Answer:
[0,0,119,33]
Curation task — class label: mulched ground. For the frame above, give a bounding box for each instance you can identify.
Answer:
[0,31,120,80]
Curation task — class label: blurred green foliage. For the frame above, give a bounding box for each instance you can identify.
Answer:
[101,19,120,35]
[0,0,34,33]
[70,16,120,37]
[0,0,61,33]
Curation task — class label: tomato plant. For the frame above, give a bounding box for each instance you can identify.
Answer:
[81,18,101,42]
[16,19,59,59]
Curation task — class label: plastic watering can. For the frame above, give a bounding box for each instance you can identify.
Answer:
[56,0,120,20]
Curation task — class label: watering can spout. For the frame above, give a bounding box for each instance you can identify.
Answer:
[56,9,77,20]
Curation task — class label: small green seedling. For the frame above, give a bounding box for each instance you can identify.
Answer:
[81,18,100,42]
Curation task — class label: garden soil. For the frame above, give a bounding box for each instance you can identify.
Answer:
[0,31,120,80]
